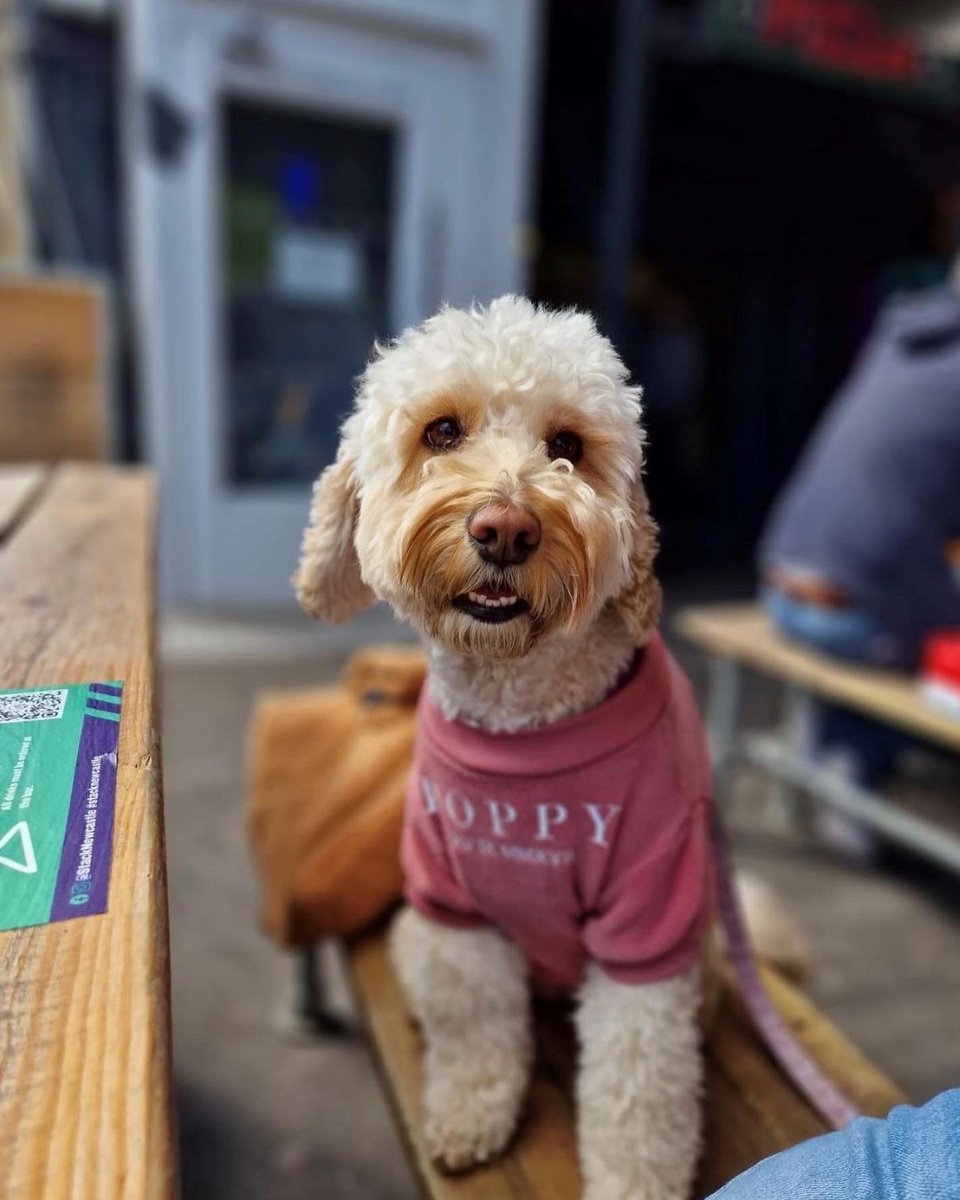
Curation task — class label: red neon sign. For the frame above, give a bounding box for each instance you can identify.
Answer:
[761,0,923,86]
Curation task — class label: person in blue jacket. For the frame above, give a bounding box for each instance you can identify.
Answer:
[760,286,960,671]
[758,288,960,842]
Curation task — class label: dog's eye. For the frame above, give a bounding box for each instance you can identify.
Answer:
[424,416,463,452]
[546,430,583,464]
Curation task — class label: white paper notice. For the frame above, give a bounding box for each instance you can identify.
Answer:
[273,228,363,305]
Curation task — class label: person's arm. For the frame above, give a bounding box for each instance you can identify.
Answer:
[708,1090,960,1200]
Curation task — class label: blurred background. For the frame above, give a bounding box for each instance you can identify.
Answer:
[2,0,960,1197]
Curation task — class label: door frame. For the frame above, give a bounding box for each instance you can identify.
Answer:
[127,0,541,604]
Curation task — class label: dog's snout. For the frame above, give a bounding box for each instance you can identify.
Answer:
[468,503,541,567]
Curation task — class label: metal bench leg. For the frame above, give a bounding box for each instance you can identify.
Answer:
[772,685,812,833]
[291,944,351,1036]
[734,733,960,878]
[706,658,743,818]
[706,658,742,765]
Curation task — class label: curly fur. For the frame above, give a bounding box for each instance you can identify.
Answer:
[577,964,704,1200]
[425,604,637,731]
[294,450,374,621]
[296,295,660,659]
[297,297,707,1197]
[390,906,532,1172]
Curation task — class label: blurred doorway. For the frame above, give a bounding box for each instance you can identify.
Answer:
[221,102,395,490]
[131,0,540,604]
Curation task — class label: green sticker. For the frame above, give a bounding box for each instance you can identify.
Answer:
[0,681,123,931]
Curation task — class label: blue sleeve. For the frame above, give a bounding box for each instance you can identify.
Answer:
[708,1090,960,1200]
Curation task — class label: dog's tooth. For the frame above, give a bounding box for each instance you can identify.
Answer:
[467,591,524,608]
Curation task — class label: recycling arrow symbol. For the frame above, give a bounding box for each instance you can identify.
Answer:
[0,821,37,874]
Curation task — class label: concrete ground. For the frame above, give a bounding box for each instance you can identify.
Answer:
[161,605,960,1200]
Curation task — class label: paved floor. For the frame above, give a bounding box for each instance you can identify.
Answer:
[162,608,960,1200]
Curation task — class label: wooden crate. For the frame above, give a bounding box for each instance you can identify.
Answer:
[0,277,110,463]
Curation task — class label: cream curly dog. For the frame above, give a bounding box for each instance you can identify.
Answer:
[297,296,723,1200]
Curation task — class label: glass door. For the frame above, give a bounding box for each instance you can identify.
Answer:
[222,101,396,489]
[197,58,434,604]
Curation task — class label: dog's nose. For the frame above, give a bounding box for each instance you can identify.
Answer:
[468,503,541,567]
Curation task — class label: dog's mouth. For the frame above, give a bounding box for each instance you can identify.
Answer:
[452,586,530,624]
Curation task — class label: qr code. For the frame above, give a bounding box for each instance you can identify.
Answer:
[0,689,69,724]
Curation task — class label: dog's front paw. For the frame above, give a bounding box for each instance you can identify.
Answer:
[422,1059,524,1173]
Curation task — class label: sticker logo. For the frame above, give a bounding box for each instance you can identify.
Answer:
[0,821,37,874]
[0,679,123,929]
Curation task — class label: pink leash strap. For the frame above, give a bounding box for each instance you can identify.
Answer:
[712,809,861,1130]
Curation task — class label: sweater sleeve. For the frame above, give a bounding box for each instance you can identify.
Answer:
[582,801,714,984]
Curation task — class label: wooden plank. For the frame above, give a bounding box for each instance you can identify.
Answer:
[349,929,582,1200]
[675,603,960,754]
[699,998,824,1194]
[349,928,903,1200]
[0,464,176,1199]
[725,964,906,1117]
[0,464,46,542]
[698,965,906,1194]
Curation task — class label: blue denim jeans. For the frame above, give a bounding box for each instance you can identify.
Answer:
[762,588,915,785]
[761,588,918,671]
[708,1090,960,1200]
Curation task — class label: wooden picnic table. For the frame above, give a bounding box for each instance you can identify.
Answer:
[675,603,960,757]
[0,464,176,1199]
[675,602,960,877]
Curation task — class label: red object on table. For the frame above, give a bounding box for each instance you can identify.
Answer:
[921,632,960,716]
[923,632,960,686]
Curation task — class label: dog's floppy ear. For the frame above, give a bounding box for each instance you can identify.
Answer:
[614,478,662,645]
[294,447,375,621]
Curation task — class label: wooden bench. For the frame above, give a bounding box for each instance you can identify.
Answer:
[0,464,176,1199]
[346,924,903,1199]
[675,603,960,878]
[259,630,908,1197]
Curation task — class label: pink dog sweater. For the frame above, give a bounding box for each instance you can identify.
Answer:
[401,633,715,988]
